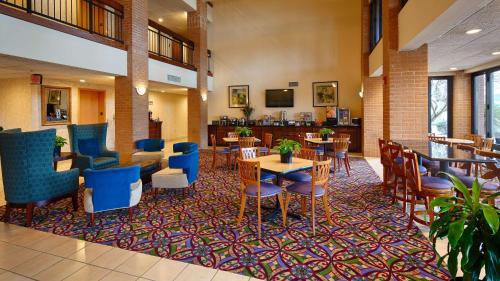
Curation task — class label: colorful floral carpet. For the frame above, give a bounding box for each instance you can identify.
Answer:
[0,151,450,280]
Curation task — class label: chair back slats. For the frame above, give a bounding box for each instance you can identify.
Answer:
[237,159,260,187]
[228,132,239,138]
[482,138,494,151]
[379,139,392,167]
[403,151,422,193]
[305,132,320,139]
[238,137,255,148]
[333,137,350,153]
[312,159,331,186]
[335,133,350,139]
[240,147,259,160]
[296,148,317,160]
[263,133,273,148]
[476,150,500,181]
[388,143,405,175]
[472,135,483,148]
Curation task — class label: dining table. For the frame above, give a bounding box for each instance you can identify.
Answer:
[443,138,474,145]
[393,140,496,175]
[255,154,314,221]
[222,137,261,144]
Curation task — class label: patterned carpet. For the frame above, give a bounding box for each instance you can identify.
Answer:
[0,151,450,280]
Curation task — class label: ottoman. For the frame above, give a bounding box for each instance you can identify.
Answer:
[152,167,189,190]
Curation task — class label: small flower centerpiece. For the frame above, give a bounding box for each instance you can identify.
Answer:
[274,138,301,163]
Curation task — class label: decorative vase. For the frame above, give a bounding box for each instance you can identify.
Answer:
[280,151,293,163]
[321,134,329,141]
[53,146,61,157]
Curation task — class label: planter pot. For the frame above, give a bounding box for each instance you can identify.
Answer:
[53,146,61,158]
[280,151,293,163]
[321,134,329,141]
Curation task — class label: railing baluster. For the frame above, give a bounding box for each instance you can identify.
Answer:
[88,0,93,33]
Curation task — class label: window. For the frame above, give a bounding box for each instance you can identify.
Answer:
[369,0,382,51]
[429,77,453,137]
[473,67,500,143]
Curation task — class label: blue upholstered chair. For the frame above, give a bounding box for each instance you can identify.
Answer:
[67,123,119,174]
[0,129,79,226]
[173,142,198,154]
[83,165,142,225]
[152,143,199,191]
[132,139,165,163]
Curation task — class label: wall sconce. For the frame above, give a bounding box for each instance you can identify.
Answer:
[358,83,364,98]
[135,86,147,96]
[201,92,208,102]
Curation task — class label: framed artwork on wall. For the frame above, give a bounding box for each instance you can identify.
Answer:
[313,81,338,107]
[41,86,71,126]
[228,85,249,108]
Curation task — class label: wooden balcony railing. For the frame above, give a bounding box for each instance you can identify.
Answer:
[0,0,123,43]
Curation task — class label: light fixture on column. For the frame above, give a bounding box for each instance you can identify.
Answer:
[201,92,208,102]
[358,83,364,98]
[136,86,147,96]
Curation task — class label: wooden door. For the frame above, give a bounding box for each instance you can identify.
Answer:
[79,89,106,124]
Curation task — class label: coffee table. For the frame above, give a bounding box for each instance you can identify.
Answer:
[113,159,161,184]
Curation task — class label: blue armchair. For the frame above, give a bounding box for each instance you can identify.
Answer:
[132,139,165,163]
[0,129,79,226]
[67,123,119,174]
[173,142,198,154]
[83,166,142,225]
[152,143,199,191]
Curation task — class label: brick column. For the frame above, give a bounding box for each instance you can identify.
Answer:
[187,0,209,148]
[382,0,428,140]
[114,0,149,162]
[453,71,472,138]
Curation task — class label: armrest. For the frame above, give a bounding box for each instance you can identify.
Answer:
[50,168,80,193]
[101,150,120,161]
[168,154,188,169]
[74,154,94,170]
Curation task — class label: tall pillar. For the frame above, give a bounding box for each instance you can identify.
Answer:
[453,71,472,138]
[187,0,209,148]
[114,0,149,162]
[382,0,428,140]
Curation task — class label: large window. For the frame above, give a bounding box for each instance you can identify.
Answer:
[429,77,453,137]
[473,67,500,143]
[369,0,382,51]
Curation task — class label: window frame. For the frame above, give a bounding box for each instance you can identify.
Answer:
[471,66,500,137]
[428,76,454,137]
[369,0,382,52]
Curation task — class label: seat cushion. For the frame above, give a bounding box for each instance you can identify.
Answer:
[457,176,499,191]
[335,151,347,159]
[78,138,100,158]
[246,182,282,197]
[93,157,118,169]
[448,166,467,177]
[286,182,325,196]
[132,151,164,162]
[259,147,269,153]
[419,165,428,175]
[260,171,277,181]
[152,167,189,189]
[216,147,231,154]
[421,176,453,190]
[84,179,142,213]
[284,172,312,183]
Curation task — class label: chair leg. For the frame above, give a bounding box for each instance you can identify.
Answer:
[89,213,95,226]
[428,196,435,225]
[3,204,11,223]
[311,195,316,236]
[402,178,407,214]
[392,176,399,205]
[128,207,133,222]
[277,194,286,227]
[346,154,351,169]
[237,193,247,226]
[257,196,262,239]
[284,192,291,222]
[226,154,230,169]
[72,192,79,211]
[322,191,332,225]
[407,194,416,231]
[300,196,307,215]
[344,158,350,177]
[212,153,216,169]
[25,203,34,227]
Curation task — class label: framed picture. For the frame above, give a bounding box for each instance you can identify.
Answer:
[41,86,71,126]
[313,81,338,107]
[48,89,62,105]
[228,85,249,108]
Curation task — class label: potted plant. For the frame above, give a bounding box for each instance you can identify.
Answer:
[319,128,334,141]
[54,136,67,157]
[274,138,301,163]
[235,126,252,137]
[241,105,254,122]
[430,174,500,281]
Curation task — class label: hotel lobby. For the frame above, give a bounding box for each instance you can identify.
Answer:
[0,0,499,280]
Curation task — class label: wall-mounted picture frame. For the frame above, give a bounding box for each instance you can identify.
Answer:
[41,86,71,126]
[228,85,249,108]
[313,81,338,107]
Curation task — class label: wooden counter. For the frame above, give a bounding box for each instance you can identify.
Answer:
[208,124,362,152]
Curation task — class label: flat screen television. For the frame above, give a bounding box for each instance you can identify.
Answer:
[265,89,294,107]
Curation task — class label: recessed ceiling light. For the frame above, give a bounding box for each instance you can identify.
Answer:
[158,18,163,22]
[79,79,86,83]
[466,29,482,35]
[449,67,458,71]
[161,90,166,93]
[492,51,500,56]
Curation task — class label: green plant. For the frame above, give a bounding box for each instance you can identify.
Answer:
[319,128,334,136]
[0,126,3,132]
[273,138,301,155]
[430,173,500,281]
[55,136,67,148]
[241,105,254,120]
[235,126,252,137]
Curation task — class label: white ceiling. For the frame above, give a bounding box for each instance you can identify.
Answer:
[148,0,192,37]
[429,0,500,72]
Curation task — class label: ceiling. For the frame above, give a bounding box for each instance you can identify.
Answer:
[429,0,500,72]
[148,0,192,37]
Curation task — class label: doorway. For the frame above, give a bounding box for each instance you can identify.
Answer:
[79,89,106,124]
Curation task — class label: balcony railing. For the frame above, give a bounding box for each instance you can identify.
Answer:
[148,20,195,70]
[0,0,123,42]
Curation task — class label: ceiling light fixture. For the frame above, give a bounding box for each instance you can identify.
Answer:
[449,67,458,71]
[136,86,147,96]
[331,83,337,88]
[79,79,86,83]
[492,51,500,56]
[158,18,163,23]
[466,28,482,35]
[161,90,166,93]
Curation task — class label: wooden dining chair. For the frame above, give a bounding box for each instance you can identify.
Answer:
[335,133,350,139]
[211,134,231,169]
[259,133,273,155]
[379,139,393,189]
[284,159,332,235]
[234,137,256,171]
[305,132,324,157]
[388,143,410,213]
[482,138,494,151]
[284,148,317,184]
[228,132,239,138]
[239,147,277,182]
[428,135,446,142]
[237,159,285,239]
[404,151,454,230]
[460,150,500,205]
[332,137,350,176]
[449,144,476,177]
[472,134,484,148]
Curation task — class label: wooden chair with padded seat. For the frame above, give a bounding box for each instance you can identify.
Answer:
[210,134,231,169]
[449,144,476,177]
[239,147,277,183]
[378,139,393,189]
[237,159,285,239]
[305,132,324,157]
[259,133,273,155]
[404,151,454,229]
[284,159,333,235]
[472,134,484,149]
[332,137,351,177]
[283,148,318,184]
[482,138,494,151]
[233,137,256,171]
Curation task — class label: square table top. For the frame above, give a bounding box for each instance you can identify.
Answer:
[223,137,261,143]
[255,154,313,174]
[393,140,496,164]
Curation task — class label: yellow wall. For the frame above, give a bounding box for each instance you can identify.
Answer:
[209,0,362,122]
[149,91,188,141]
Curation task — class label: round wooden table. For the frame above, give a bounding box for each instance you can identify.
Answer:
[445,138,474,145]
